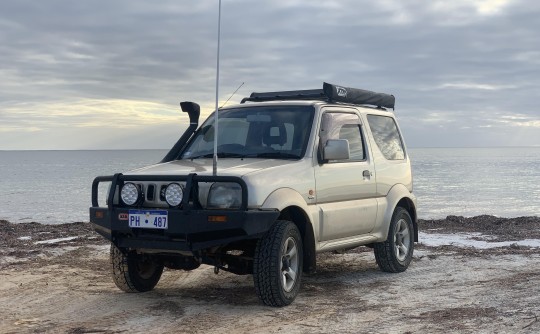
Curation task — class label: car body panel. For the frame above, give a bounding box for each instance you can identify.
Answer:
[90,99,417,256]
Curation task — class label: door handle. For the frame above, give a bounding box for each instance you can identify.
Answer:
[363,170,372,177]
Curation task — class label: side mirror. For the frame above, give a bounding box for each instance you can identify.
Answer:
[323,139,350,161]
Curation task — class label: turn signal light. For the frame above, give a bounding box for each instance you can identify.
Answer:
[208,215,227,223]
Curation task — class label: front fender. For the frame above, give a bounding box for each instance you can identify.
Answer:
[262,187,317,238]
[262,188,311,213]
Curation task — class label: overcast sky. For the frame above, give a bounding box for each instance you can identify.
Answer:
[1,0,539,150]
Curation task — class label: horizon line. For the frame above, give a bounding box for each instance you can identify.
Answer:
[1,145,540,152]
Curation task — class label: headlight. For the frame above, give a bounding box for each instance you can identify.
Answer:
[121,182,141,206]
[207,182,242,209]
[165,183,184,207]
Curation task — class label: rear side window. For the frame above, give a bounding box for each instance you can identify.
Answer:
[367,115,405,160]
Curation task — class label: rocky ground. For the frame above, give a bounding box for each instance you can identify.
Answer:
[1,216,539,334]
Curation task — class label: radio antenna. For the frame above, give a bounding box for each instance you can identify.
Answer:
[220,82,244,108]
[212,0,222,176]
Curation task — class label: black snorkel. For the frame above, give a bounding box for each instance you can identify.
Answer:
[160,101,200,163]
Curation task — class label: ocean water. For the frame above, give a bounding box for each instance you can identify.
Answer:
[409,147,540,218]
[0,148,538,224]
[0,150,167,224]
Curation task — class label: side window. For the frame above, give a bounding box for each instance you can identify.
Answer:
[320,112,365,162]
[339,124,364,160]
[367,115,405,160]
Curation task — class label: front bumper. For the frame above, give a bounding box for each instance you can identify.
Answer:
[90,173,279,253]
[90,207,279,252]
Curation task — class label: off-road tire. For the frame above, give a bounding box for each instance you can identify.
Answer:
[374,207,414,273]
[253,220,303,307]
[110,243,164,292]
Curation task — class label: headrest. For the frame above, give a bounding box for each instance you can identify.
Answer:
[263,123,287,146]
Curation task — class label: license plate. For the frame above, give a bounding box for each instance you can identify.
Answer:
[128,210,168,229]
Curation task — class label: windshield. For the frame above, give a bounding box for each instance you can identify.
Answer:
[180,105,314,160]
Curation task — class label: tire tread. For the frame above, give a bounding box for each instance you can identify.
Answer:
[110,244,163,292]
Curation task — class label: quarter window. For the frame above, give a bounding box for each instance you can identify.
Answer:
[367,115,405,160]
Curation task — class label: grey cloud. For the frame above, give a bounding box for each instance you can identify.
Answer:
[0,0,539,149]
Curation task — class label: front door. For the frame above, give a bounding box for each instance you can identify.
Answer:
[314,109,378,241]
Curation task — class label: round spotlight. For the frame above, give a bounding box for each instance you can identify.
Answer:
[120,182,140,206]
[165,183,184,207]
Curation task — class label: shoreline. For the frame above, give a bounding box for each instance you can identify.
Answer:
[3,213,539,224]
[2,214,540,242]
[0,214,540,226]
[2,215,539,267]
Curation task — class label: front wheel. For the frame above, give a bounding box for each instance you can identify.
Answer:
[374,207,414,273]
[110,244,164,292]
[253,220,303,307]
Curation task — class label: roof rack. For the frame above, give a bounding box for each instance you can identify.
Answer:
[241,82,395,109]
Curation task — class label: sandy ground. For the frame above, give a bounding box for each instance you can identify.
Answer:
[1,216,539,334]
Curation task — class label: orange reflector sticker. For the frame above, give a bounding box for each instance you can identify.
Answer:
[208,215,227,223]
[95,211,104,219]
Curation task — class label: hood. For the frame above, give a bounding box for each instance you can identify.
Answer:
[125,158,297,177]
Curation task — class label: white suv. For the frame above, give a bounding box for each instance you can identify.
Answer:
[90,82,417,307]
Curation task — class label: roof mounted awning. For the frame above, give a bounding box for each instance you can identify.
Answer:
[241,82,395,109]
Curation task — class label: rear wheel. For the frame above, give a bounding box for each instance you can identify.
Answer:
[374,207,414,273]
[253,220,303,307]
[110,244,164,292]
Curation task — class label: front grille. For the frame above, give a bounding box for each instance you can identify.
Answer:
[147,184,155,201]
